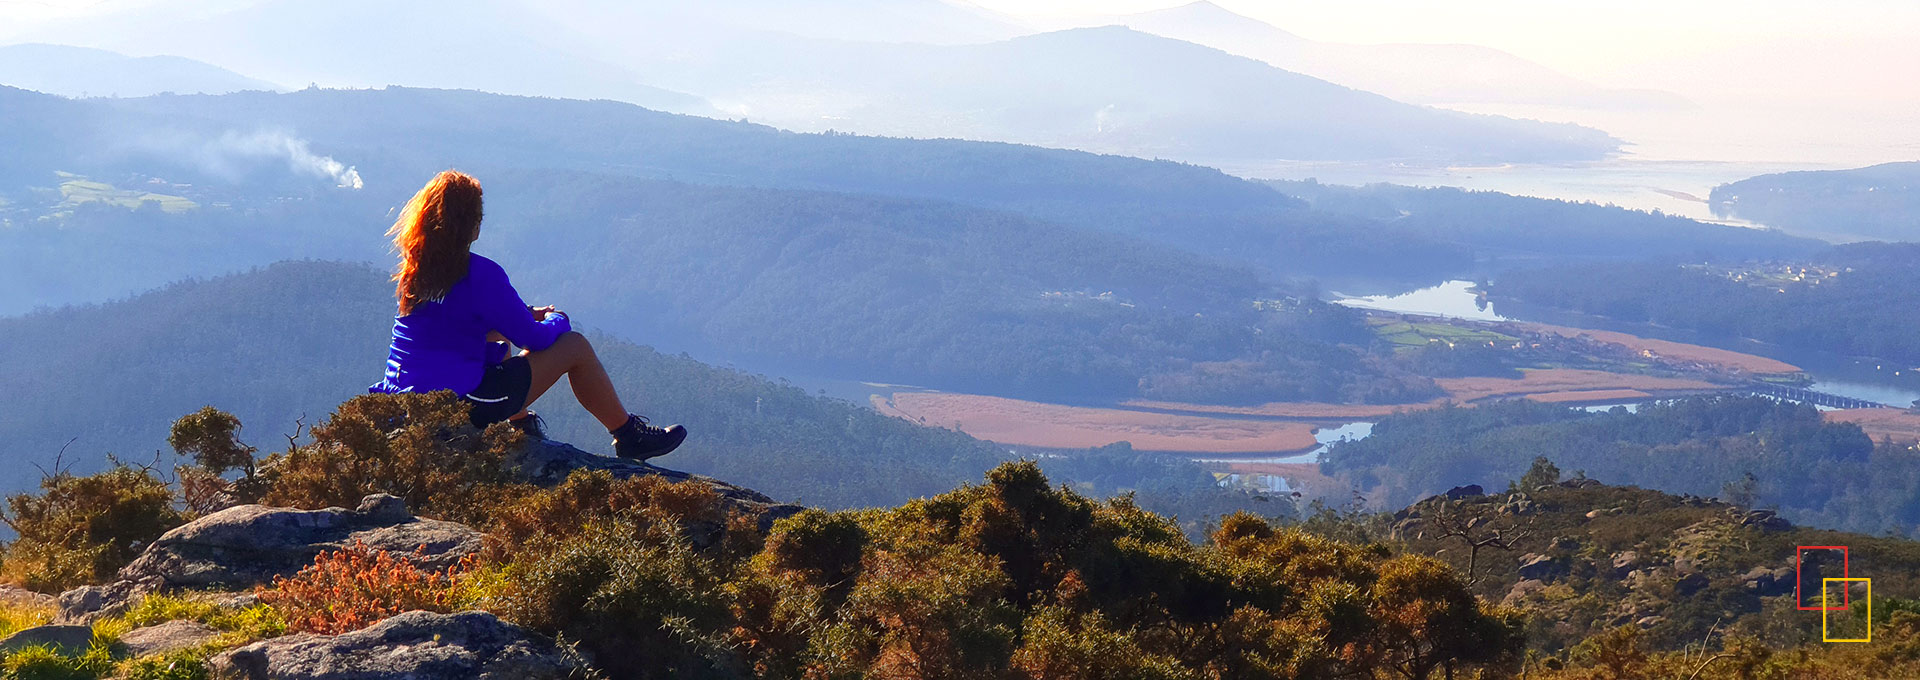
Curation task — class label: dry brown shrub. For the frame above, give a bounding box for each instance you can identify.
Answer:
[257,540,461,635]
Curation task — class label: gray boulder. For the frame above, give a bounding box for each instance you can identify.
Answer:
[0,624,94,655]
[1609,551,1641,579]
[55,579,150,625]
[1518,553,1566,582]
[1742,566,1794,596]
[0,586,54,610]
[1502,579,1548,607]
[1739,509,1792,531]
[212,611,586,680]
[118,493,482,591]
[120,620,221,657]
[1676,572,1711,596]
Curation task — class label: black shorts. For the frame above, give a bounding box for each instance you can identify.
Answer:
[463,356,532,428]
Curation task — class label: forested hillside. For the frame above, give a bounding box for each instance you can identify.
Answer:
[1271,179,1821,265]
[1712,161,1920,240]
[480,171,1432,403]
[1488,242,1920,367]
[1321,396,1919,535]
[0,261,1272,526]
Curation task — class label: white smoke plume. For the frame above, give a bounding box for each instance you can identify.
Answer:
[207,130,364,189]
[140,129,365,190]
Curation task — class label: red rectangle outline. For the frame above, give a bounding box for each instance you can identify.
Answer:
[1797,546,1851,611]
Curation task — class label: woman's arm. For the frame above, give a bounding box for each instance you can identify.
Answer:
[473,259,571,351]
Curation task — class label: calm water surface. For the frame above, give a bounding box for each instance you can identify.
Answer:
[1337,280,1920,408]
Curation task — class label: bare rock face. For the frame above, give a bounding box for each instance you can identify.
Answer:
[212,611,585,680]
[55,579,150,625]
[0,586,54,610]
[1608,551,1642,579]
[1517,553,1566,582]
[120,620,221,657]
[119,493,482,591]
[0,624,94,655]
[1742,565,1795,596]
[515,438,804,526]
[1502,578,1548,607]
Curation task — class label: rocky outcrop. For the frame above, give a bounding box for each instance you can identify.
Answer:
[43,437,800,678]
[1741,565,1794,596]
[0,624,94,655]
[1517,553,1566,582]
[1738,509,1792,531]
[515,438,803,524]
[1502,579,1548,607]
[120,620,221,657]
[121,493,482,591]
[55,579,149,625]
[212,611,585,680]
[1675,572,1710,596]
[58,494,480,624]
[1608,551,1642,579]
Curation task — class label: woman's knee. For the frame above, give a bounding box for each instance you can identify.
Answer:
[555,331,595,357]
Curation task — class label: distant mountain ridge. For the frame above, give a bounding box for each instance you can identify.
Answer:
[1117,1,1691,111]
[0,43,280,97]
[13,0,1619,164]
[642,25,1620,163]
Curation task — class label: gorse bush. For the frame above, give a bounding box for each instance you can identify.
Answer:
[257,392,527,526]
[1,464,184,592]
[481,468,753,562]
[257,541,461,635]
[484,460,1524,680]
[167,406,264,513]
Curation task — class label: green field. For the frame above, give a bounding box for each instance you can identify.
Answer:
[58,178,197,213]
[1369,318,1515,352]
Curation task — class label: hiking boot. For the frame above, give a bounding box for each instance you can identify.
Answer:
[612,414,686,461]
[509,412,547,440]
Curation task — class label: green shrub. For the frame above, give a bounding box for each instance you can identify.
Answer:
[119,652,209,680]
[488,520,738,679]
[0,643,114,680]
[1,465,185,591]
[167,406,264,511]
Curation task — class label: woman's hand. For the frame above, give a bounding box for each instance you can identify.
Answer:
[530,305,564,321]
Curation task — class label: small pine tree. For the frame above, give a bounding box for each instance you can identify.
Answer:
[1518,457,1561,490]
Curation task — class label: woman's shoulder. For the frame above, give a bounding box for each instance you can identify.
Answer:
[466,252,507,280]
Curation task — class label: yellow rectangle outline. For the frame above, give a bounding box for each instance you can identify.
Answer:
[1822,577,1871,643]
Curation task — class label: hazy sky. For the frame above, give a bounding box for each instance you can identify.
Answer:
[6,0,1912,100]
[977,0,1920,100]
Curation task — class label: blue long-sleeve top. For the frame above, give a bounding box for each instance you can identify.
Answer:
[369,253,571,396]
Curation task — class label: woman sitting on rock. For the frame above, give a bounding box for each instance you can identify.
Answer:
[368,170,686,461]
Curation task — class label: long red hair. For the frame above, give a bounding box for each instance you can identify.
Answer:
[389,170,484,315]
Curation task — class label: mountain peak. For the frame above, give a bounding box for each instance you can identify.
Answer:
[1129,1,1306,43]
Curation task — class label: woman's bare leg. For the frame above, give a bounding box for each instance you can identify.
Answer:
[520,332,629,431]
